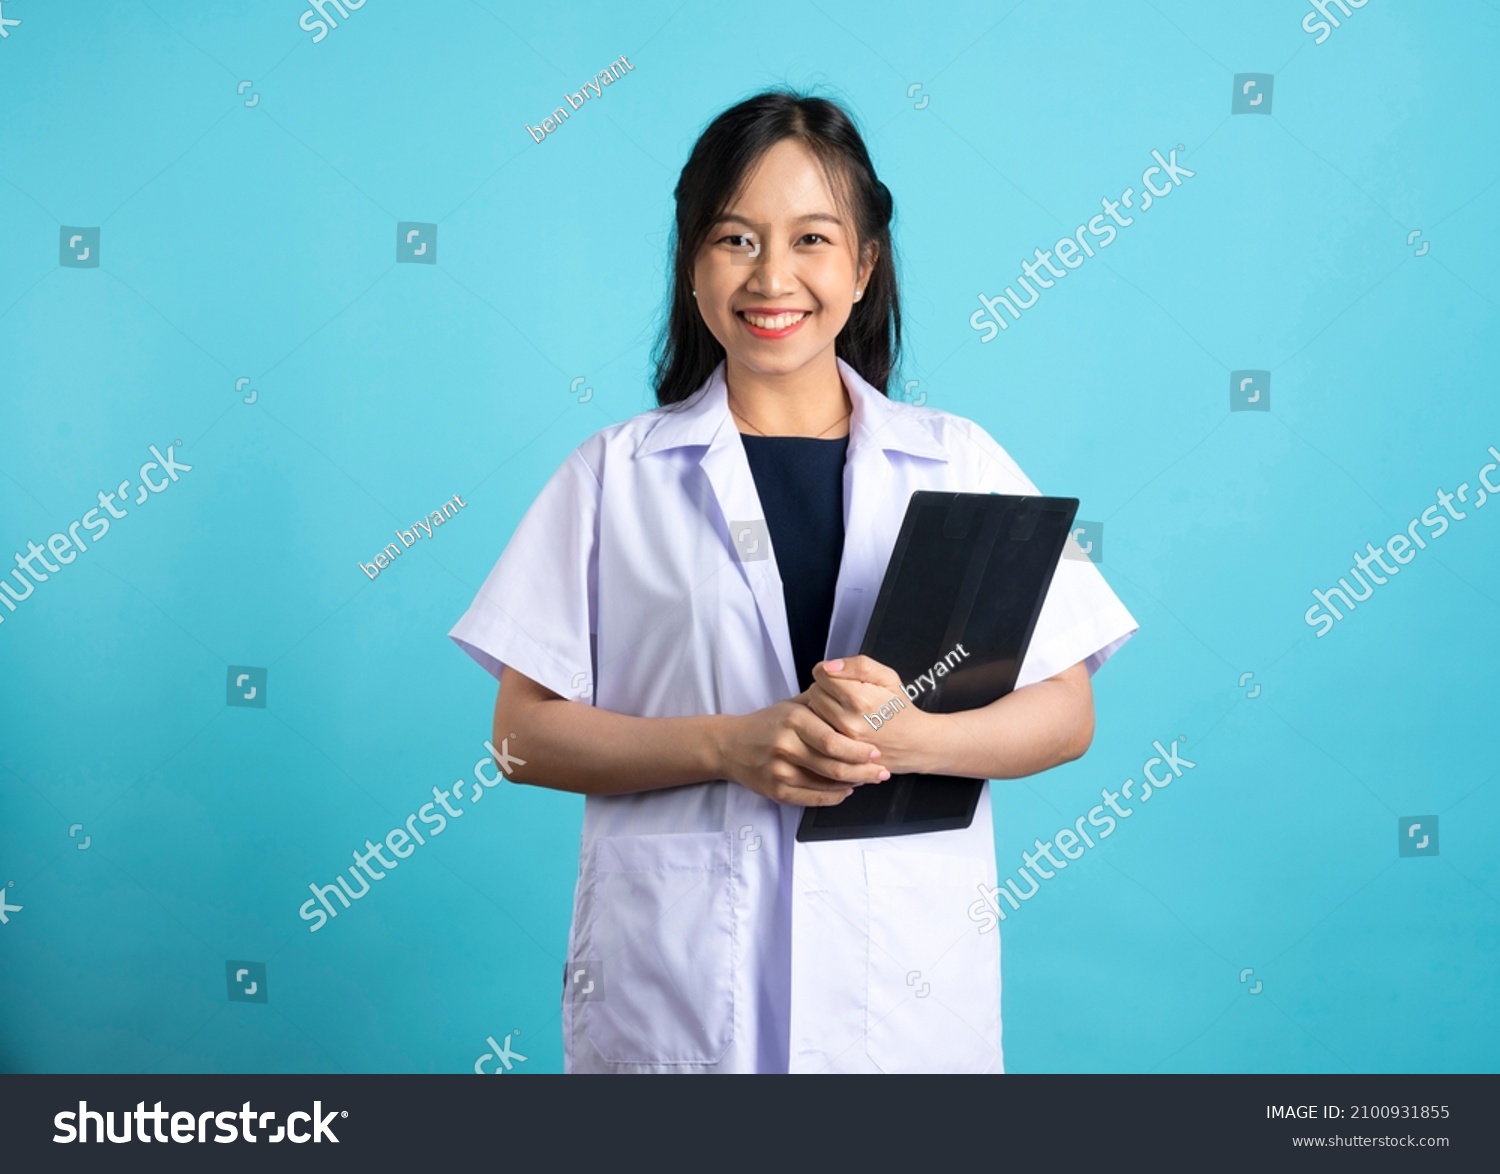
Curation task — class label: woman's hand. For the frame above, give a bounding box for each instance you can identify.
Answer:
[718,697,890,806]
[803,656,940,776]
[806,657,1097,782]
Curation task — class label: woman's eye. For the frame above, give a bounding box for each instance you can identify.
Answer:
[720,234,755,248]
[802,233,829,245]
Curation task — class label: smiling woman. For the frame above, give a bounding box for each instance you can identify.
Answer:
[691,152,872,422]
[658,103,896,438]
[449,89,1137,1075]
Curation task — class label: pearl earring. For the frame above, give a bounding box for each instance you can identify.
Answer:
[853,289,863,302]
[692,289,697,299]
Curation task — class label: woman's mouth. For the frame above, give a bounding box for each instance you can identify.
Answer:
[737,309,810,339]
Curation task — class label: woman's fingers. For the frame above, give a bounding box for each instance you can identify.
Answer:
[788,708,888,784]
[775,765,857,806]
[791,704,880,761]
[815,655,899,690]
[800,686,866,737]
[809,660,903,728]
[799,755,888,786]
[808,665,862,710]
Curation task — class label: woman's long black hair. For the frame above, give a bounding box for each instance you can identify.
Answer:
[652,89,901,406]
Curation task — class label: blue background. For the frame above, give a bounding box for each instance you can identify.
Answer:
[2,0,1497,1074]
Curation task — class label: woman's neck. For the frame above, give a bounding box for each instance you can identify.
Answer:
[724,351,851,438]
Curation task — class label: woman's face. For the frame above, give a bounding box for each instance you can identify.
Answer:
[691,138,876,383]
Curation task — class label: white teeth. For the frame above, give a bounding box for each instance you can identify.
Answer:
[741,311,807,330]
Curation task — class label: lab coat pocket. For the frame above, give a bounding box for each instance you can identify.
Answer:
[584,830,736,1066]
[864,847,1001,1074]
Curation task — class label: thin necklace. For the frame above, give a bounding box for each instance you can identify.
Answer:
[730,395,850,439]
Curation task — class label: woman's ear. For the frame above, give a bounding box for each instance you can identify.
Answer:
[858,240,879,293]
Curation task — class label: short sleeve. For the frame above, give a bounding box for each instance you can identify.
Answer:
[956,419,1139,689]
[448,445,600,701]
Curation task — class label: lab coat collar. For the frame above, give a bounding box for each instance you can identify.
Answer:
[635,357,951,462]
[633,355,946,699]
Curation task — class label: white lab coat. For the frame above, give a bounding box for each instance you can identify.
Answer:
[450,357,1137,1073]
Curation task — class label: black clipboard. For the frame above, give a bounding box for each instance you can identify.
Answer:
[796,491,1080,842]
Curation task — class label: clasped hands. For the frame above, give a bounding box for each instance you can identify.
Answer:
[719,656,954,808]
[800,655,936,778]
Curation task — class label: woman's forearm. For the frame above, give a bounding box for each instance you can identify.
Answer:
[495,682,734,796]
[911,667,1095,781]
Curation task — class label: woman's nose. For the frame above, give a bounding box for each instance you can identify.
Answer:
[746,248,795,296]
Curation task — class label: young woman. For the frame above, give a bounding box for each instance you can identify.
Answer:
[450,89,1137,1073]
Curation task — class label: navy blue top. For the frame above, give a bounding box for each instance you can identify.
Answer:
[740,434,850,692]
